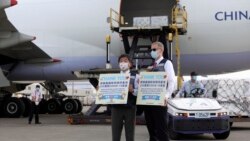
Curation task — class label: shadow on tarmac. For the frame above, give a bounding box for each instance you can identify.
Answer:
[231,126,250,131]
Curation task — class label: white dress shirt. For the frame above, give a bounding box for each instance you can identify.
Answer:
[31,90,43,105]
[155,56,176,99]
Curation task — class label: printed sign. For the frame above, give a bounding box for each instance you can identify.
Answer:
[136,72,167,106]
[95,74,130,104]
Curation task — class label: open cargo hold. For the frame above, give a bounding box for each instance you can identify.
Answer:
[120,0,175,27]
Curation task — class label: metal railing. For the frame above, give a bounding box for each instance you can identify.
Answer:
[109,8,124,30]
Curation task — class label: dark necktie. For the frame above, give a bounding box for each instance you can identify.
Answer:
[153,62,157,68]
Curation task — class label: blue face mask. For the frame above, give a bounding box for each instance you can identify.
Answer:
[150,51,158,59]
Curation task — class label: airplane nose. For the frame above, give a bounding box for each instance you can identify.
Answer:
[11,0,18,6]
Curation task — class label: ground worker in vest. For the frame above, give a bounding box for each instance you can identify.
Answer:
[111,54,139,141]
[144,42,175,141]
[177,71,205,98]
[28,85,42,124]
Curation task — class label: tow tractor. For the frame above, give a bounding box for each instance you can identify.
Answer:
[168,88,230,140]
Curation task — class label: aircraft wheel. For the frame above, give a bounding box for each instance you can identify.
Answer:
[63,99,78,114]
[213,130,230,139]
[57,99,64,114]
[74,99,82,113]
[0,91,12,117]
[20,97,31,117]
[0,100,4,117]
[3,97,25,118]
[47,99,62,114]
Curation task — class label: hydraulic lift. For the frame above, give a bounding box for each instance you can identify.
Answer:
[69,0,187,125]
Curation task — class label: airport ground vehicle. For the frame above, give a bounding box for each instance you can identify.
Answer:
[168,88,230,140]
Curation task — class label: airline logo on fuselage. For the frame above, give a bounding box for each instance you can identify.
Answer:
[215,11,250,21]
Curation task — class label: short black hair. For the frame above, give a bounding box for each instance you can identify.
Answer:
[190,71,198,76]
[118,54,132,64]
[36,85,40,88]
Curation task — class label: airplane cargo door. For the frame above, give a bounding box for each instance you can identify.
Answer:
[120,0,175,27]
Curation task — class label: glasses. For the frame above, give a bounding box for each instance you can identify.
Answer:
[150,48,157,51]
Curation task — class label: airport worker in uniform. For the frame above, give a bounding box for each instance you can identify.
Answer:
[28,85,42,124]
[144,42,175,141]
[177,71,205,98]
[111,54,139,141]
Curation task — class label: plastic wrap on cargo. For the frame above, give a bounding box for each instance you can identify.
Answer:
[133,17,150,27]
[151,16,168,27]
[200,79,250,117]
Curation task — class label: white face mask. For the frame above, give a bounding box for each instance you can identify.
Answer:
[191,76,197,81]
[150,49,161,60]
[150,50,158,59]
[119,62,129,71]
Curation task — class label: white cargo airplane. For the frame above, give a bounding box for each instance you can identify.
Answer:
[0,0,250,117]
[2,0,250,81]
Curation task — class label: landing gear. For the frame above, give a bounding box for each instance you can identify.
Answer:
[46,97,83,115]
[47,98,63,114]
[0,90,29,118]
[3,97,25,118]
[74,99,83,113]
[43,81,83,114]
[63,99,78,114]
[0,81,84,117]
[62,99,83,114]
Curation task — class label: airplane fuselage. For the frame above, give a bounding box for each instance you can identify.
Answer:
[3,0,250,81]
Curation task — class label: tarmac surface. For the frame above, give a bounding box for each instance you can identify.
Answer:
[0,114,250,141]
